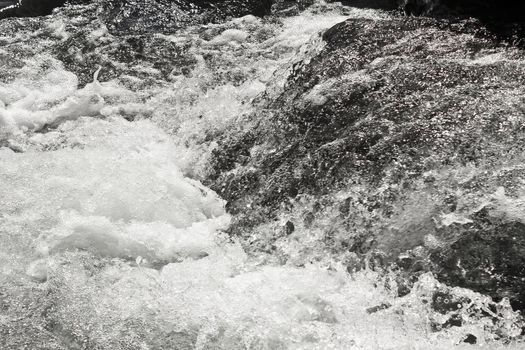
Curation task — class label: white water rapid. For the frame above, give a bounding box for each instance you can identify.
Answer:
[0,1,523,349]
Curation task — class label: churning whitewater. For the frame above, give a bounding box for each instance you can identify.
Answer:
[1,1,525,349]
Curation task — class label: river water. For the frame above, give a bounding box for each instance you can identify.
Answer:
[0,1,523,349]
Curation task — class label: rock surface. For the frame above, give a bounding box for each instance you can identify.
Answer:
[342,0,525,43]
[208,14,525,311]
[0,0,274,24]
[100,0,274,34]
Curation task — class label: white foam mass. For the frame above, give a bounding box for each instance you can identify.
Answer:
[0,117,229,268]
[0,57,133,135]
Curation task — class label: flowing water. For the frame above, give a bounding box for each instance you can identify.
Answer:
[0,1,524,349]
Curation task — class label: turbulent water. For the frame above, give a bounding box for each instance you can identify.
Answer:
[1,1,524,349]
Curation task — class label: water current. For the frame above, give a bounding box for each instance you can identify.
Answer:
[0,1,524,349]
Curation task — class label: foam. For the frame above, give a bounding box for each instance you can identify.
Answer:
[41,252,524,349]
[0,117,229,271]
[208,28,249,45]
[0,58,134,136]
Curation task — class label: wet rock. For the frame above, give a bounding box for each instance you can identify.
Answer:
[208,0,274,18]
[1,0,275,33]
[432,291,468,314]
[207,14,525,310]
[100,0,274,34]
[366,302,392,314]
[396,254,415,270]
[99,0,198,34]
[463,334,477,344]
[53,21,198,85]
[431,212,525,312]
[396,278,412,297]
[210,15,523,223]
[344,252,364,273]
[303,211,315,228]
[283,220,295,235]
